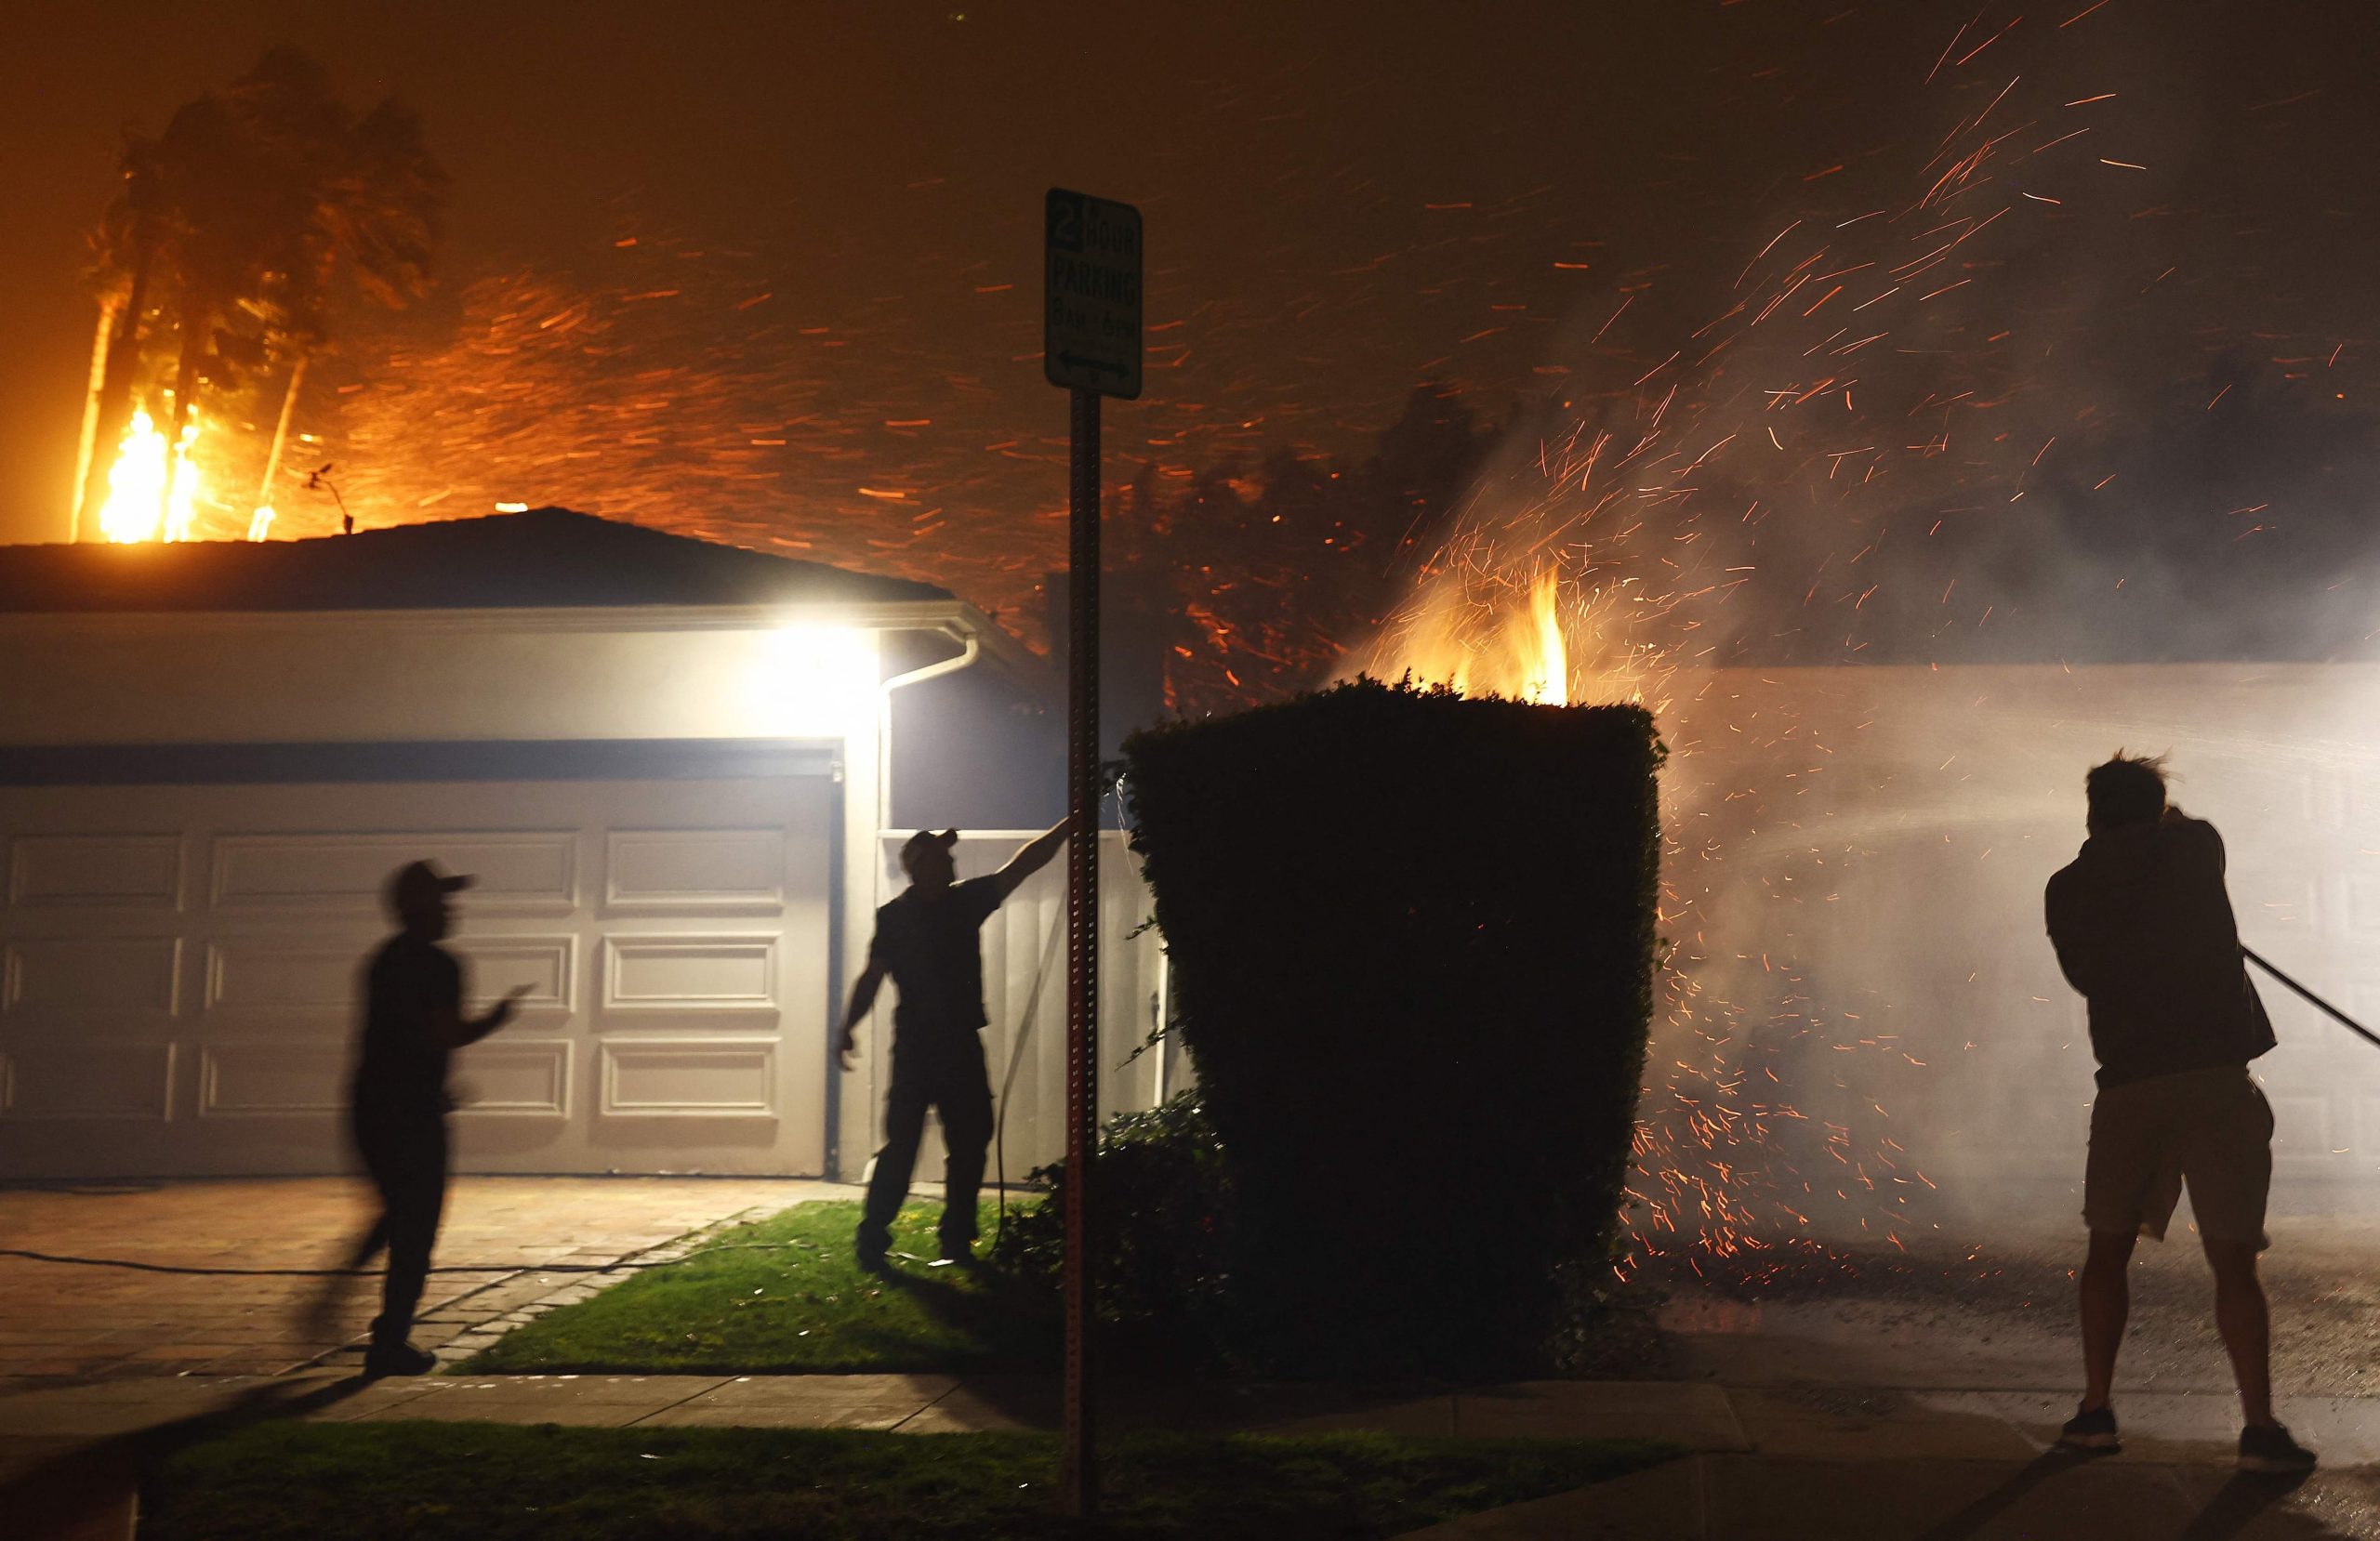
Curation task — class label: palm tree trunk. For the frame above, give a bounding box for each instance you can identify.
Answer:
[66,298,119,542]
[255,350,308,533]
[159,302,210,537]
[76,242,154,541]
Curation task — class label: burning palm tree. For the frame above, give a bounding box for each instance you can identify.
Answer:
[71,48,445,544]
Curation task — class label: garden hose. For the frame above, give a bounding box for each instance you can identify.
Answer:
[2243,946,2380,1049]
[992,902,1067,1251]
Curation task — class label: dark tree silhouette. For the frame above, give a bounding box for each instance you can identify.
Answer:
[1105,385,1497,715]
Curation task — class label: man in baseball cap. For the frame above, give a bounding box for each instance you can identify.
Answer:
[388,858,471,915]
[311,859,526,1375]
[840,818,1066,1271]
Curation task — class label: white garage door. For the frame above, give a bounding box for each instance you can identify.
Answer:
[0,742,838,1179]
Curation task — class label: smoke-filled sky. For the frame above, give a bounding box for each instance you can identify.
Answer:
[3,1,2374,699]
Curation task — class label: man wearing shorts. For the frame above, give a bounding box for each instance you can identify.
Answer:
[2044,753,2314,1470]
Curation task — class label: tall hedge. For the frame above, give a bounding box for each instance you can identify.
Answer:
[1122,678,1662,1372]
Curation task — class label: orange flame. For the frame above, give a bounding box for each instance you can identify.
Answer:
[1367,565,1662,710]
[96,409,203,544]
[1524,573,1567,706]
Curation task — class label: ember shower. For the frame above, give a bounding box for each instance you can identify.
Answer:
[1357,5,2380,1266]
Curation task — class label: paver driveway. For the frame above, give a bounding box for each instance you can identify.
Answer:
[0,1176,832,1380]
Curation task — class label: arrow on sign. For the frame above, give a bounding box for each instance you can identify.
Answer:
[1057,351,1128,377]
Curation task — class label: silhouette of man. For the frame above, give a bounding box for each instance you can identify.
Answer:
[2044,754,2314,1471]
[330,860,526,1376]
[840,822,1067,1271]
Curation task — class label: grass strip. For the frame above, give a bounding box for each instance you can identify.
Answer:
[142,1420,1673,1540]
[464,1199,1048,1376]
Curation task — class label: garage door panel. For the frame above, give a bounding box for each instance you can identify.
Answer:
[6,937,182,1019]
[197,1039,345,1117]
[600,1037,777,1117]
[0,1040,176,1120]
[206,936,582,1018]
[454,1037,571,1117]
[601,935,780,1012]
[605,829,789,911]
[10,834,182,908]
[451,937,578,1011]
[0,763,831,1178]
[204,941,363,1014]
[211,832,579,912]
[594,1115,784,1153]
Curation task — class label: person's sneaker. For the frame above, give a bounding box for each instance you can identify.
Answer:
[2238,1422,2318,1473]
[361,1340,438,1378]
[856,1242,892,1275]
[2055,1403,2121,1453]
[937,1242,978,1268]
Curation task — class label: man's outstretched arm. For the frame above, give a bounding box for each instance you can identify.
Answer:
[430,986,530,1051]
[989,818,1069,902]
[838,962,886,1072]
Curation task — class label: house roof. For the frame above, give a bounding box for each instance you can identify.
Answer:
[0,508,954,613]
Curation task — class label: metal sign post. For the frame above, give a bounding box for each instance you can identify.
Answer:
[1045,186,1140,1521]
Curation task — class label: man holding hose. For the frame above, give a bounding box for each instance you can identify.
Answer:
[2044,752,2313,1471]
[840,821,1068,1271]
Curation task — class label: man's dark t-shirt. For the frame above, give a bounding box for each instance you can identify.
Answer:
[867,876,1002,1046]
[2044,815,2275,1090]
[358,934,464,1113]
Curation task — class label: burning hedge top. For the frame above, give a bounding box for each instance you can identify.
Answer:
[0,507,952,613]
[1121,676,1663,1372]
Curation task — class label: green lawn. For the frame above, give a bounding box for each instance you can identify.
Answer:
[464,1198,1051,1375]
[141,1421,1673,1540]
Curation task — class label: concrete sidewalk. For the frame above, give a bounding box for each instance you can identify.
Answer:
[8,1371,2376,1461]
[0,1176,832,1379]
[0,1371,1748,1442]
[1398,1387,2380,1539]
[1400,1454,2380,1539]
[8,1373,2380,1538]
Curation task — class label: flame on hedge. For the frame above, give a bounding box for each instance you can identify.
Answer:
[1523,573,1567,706]
[1366,557,1662,713]
[1419,571,1569,705]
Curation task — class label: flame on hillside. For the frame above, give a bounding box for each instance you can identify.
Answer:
[96,409,203,544]
[88,406,281,545]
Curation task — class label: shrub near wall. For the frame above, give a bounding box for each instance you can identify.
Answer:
[1122,678,1662,1374]
[998,1094,1241,1371]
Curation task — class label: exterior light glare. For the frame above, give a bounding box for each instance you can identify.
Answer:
[746,625,876,737]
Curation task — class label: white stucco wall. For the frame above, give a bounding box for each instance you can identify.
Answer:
[1650,662,2380,1226]
[0,609,879,746]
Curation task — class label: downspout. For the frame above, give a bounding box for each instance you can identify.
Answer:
[875,624,981,829]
